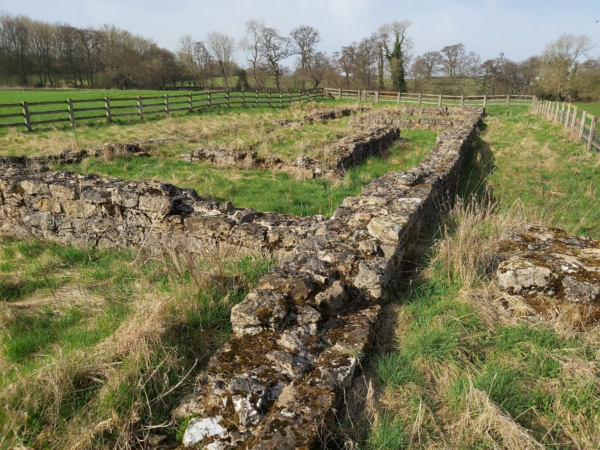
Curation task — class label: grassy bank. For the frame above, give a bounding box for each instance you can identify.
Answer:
[345,105,600,449]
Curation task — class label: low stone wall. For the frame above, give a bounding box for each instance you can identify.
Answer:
[351,114,456,130]
[174,107,484,449]
[0,167,328,257]
[180,148,257,167]
[179,126,400,181]
[0,143,146,167]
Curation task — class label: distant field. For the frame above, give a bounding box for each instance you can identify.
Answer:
[574,102,600,118]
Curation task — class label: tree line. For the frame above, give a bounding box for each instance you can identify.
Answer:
[1,12,598,101]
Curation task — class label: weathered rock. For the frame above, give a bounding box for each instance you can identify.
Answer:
[495,225,600,305]
[180,147,257,166]
[182,417,227,448]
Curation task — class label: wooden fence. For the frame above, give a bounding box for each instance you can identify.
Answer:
[0,89,324,132]
[323,88,533,107]
[532,97,600,152]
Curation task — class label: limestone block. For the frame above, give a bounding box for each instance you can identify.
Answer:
[315,281,346,310]
[82,187,112,204]
[112,189,139,208]
[182,417,227,448]
[368,216,407,242]
[497,260,558,295]
[353,257,393,299]
[21,180,49,195]
[562,276,600,304]
[228,377,268,426]
[231,290,287,336]
[49,184,78,200]
[138,194,171,215]
[184,216,234,238]
[37,198,62,213]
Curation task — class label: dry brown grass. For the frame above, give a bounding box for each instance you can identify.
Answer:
[0,237,271,449]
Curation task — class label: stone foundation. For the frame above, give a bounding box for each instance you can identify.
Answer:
[173,107,484,449]
[0,167,327,257]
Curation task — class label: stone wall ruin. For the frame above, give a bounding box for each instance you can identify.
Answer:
[0,105,484,449]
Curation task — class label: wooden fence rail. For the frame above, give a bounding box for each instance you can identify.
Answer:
[0,88,324,132]
[323,88,533,108]
[531,96,599,152]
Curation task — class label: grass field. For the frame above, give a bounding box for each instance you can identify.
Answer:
[342,105,600,449]
[575,102,600,118]
[3,100,600,448]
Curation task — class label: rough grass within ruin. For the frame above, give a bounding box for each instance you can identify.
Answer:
[1,102,600,449]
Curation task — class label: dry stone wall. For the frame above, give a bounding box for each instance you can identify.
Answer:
[0,106,484,448]
[0,167,328,257]
[174,107,484,449]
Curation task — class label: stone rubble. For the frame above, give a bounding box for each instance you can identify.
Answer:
[179,148,257,167]
[496,225,600,304]
[0,143,146,167]
[171,106,484,449]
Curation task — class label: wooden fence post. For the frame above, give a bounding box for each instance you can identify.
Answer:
[438,94,442,107]
[164,95,169,115]
[188,93,193,112]
[571,106,578,132]
[241,90,245,106]
[208,91,212,107]
[138,96,144,120]
[279,91,282,107]
[227,90,230,107]
[587,116,596,151]
[376,91,379,103]
[554,102,560,122]
[268,91,272,107]
[397,91,401,104]
[506,94,510,106]
[461,95,464,106]
[22,101,32,132]
[483,95,487,108]
[105,97,112,122]
[256,90,259,107]
[560,102,565,123]
[564,103,571,129]
[418,92,422,105]
[579,111,587,141]
[357,90,360,103]
[68,99,75,128]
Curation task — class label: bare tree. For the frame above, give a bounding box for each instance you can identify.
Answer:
[307,51,330,89]
[258,27,294,91]
[240,18,266,89]
[440,43,467,95]
[206,31,236,89]
[540,34,594,99]
[334,43,357,89]
[411,51,442,91]
[290,25,320,89]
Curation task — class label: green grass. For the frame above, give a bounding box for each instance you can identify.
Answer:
[574,103,600,118]
[461,105,600,238]
[0,235,274,448]
[57,129,436,216]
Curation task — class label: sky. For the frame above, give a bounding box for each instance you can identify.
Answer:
[2,0,599,64]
